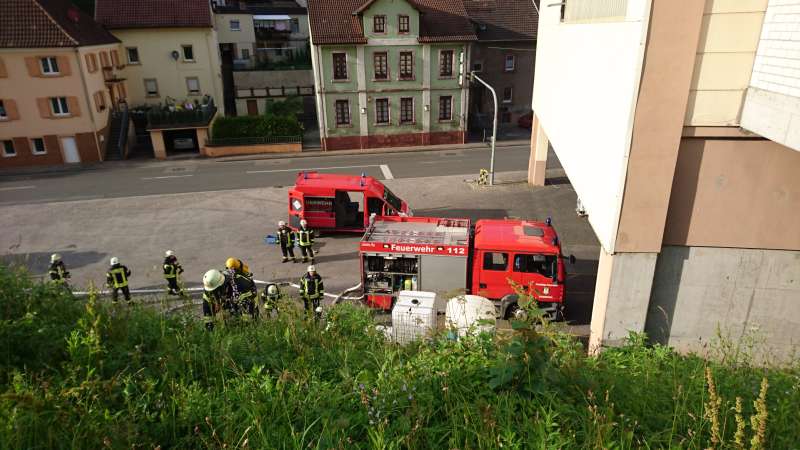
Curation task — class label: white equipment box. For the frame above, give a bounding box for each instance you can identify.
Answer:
[446,295,497,337]
[391,291,442,344]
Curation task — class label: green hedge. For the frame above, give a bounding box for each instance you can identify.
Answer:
[211,113,303,139]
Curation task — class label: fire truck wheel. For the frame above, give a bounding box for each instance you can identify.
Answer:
[505,303,527,321]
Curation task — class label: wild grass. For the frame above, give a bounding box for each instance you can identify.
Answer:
[0,265,798,449]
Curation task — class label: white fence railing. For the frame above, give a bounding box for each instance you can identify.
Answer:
[564,0,628,22]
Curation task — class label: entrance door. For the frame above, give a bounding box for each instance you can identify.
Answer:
[476,250,511,299]
[60,137,80,163]
[247,100,259,116]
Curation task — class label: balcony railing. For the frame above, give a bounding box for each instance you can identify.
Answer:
[147,105,217,129]
[205,135,301,147]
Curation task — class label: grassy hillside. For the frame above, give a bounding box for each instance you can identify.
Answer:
[0,266,798,449]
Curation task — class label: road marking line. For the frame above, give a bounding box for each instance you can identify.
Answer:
[379,164,394,180]
[141,175,194,180]
[246,164,381,174]
[0,185,36,191]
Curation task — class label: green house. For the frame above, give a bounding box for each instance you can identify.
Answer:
[307,0,476,150]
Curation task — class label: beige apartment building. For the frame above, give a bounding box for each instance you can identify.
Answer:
[531,0,800,359]
[0,0,125,167]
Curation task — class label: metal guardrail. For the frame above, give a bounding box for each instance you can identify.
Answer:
[205,135,302,147]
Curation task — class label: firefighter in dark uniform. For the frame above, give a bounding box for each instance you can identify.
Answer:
[163,250,184,295]
[277,221,297,263]
[48,253,70,285]
[106,257,132,303]
[297,219,315,263]
[225,257,253,280]
[299,265,323,319]
[201,268,258,331]
[261,283,281,316]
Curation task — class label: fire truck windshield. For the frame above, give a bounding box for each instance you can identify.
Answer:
[383,188,402,211]
[513,254,557,278]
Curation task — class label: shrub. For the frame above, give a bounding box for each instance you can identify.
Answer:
[211,102,303,140]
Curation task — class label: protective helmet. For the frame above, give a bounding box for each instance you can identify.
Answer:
[50,253,61,263]
[165,250,175,257]
[225,257,240,270]
[307,265,316,273]
[110,257,119,265]
[267,284,278,295]
[300,219,308,227]
[278,220,286,227]
[315,306,323,313]
[203,269,225,291]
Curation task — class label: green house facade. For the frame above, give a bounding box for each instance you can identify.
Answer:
[308,0,476,150]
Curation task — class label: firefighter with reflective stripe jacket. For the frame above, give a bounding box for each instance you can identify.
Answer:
[106,257,132,303]
[202,268,258,330]
[299,265,323,318]
[277,221,297,263]
[297,219,315,263]
[48,253,70,284]
[225,257,253,280]
[261,283,281,316]
[163,250,184,295]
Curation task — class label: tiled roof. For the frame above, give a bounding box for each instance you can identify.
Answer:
[95,0,213,29]
[0,0,119,48]
[307,0,476,45]
[464,0,538,41]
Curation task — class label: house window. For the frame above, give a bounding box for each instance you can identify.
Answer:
[2,140,15,157]
[373,15,386,33]
[373,52,388,80]
[472,61,483,72]
[504,54,515,72]
[399,51,413,79]
[503,87,513,103]
[332,53,347,80]
[241,48,250,60]
[50,97,69,116]
[438,96,452,121]
[186,77,200,95]
[230,20,241,31]
[31,138,47,155]
[399,15,409,33]
[126,47,140,64]
[375,98,389,124]
[334,99,350,126]
[0,100,6,119]
[291,18,300,33]
[182,45,195,61]
[144,78,159,97]
[40,57,59,74]
[400,97,413,124]
[439,50,453,77]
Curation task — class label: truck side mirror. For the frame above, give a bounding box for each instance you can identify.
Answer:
[569,255,576,265]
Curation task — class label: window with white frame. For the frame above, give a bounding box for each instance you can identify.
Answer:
[333,53,348,80]
[50,97,69,116]
[2,140,15,157]
[439,50,454,77]
[399,15,410,33]
[31,138,47,155]
[126,47,140,64]
[503,87,513,103]
[334,99,350,126]
[373,52,388,80]
[186,77,200,95]
[230,20,241,31]
[40,57,59,74]
[373,15,386,33]
[504,54,515,72]
[438,96,452,121]
[399,51,413,79]
[144,78,159,97]
[375,98,389,124]
[182,45,194,61]
[0,100,6,119]
[400,97,414,124]
[241,48,250,60]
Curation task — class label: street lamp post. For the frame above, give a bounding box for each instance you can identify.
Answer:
[470,71,498,185]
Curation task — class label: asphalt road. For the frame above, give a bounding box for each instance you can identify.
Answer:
[0,144,554,206]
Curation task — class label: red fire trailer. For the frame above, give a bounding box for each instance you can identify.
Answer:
[360,216,574,318]
[288,171,410,232]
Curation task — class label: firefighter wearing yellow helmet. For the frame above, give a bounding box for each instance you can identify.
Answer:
[224,257,252,279]
[202,268,258,330]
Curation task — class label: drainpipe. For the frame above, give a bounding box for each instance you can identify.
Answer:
[75,46,104,161]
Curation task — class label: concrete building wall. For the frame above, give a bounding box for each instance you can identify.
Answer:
[469,41,535,125]
[531,0,651,253]
[113,28,225,114]
[685,0,767,127]
[646,246,800,362]
[741,0,800,152]
[215,12,256,60]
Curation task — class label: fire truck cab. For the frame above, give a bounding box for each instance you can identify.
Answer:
[359,216,574,319]
[288,171,410,232]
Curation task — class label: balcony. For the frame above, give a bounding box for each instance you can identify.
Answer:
[143,99,218,130]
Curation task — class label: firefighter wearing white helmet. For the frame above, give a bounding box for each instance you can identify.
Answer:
[202,268,258,331]
[163,250,184,296]
[48,253,70,285]
[260,282,281,316]
[276,220,297,263]
[106,257,132,303]
[297,219,315,263]
[299,265,323,319]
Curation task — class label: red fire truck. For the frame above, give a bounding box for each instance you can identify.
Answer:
[288,171,410,232]
[359,216,575,319]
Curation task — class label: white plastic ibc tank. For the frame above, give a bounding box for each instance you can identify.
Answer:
[446,295,497,337]
[391,291,439,344]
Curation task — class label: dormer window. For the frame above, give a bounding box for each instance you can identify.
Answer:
[399,15,409,33]
[373,15,386,33]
